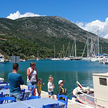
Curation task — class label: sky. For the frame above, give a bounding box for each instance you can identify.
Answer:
[0,0,108,38]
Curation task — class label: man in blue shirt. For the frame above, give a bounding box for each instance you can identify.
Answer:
[8,63,24,100]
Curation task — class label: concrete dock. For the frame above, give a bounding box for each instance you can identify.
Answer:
[21,85,92,108]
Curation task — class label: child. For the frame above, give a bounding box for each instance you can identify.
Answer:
[48,75,55,99]
[37,78,44,96]
[57,80,67,100]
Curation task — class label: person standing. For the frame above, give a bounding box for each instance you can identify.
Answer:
[8,63,24,101]
[37,78,45,96]
[57,80,67,95]
[27,62,38,95]
[48,75,55,99]
[57,80,67,100]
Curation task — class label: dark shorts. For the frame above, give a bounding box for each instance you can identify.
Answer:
[48,91,54,96]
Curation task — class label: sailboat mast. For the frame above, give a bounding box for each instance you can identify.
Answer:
[90,37,93,56]
[54,45,55,58]
[74,38,76,57]
[87,37,89,57]
[97,35,100,55]
[63,44,65,58]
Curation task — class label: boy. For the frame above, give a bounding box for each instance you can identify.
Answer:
[57,80,67,100]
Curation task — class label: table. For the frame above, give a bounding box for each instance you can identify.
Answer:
[0,84,7,87]
[0,102,28,108]
[0,98,66,108]
[0,84,7,89]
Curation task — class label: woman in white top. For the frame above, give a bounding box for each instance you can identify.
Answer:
[47,75,55,99]
[27,62,38,88]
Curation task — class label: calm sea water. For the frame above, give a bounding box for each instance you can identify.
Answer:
[0,60,108,99]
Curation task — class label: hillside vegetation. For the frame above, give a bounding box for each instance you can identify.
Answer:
[0,16,108,59]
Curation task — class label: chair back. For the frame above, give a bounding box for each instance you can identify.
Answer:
[0,82,8,84]
[0,97,16,104]
[26,96,40,100]
[0,92,3,97]
[0,92,3,104]
[28,85,34,96]
[42,103,59,108]
[21,89,25,101]
[4,85,9,89]
[57,94,68,108]
[0,82,8,90]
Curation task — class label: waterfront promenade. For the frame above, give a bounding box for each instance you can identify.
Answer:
[21,85,90,108]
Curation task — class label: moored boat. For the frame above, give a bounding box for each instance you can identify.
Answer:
[0,78,4,82]
[0,54,4,63]
[100,56,108,64]
[72,81,105,108]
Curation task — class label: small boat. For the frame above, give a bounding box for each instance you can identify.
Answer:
[61,57,70,60]
[82,57,91,61]
[100,57,108,64]
[70,57,82,60]
[72,81,104,108]
[0,54,5,63]
[90,56,100,62]
[50,58,61,60]
[20,59,26,62]
[0,78,4,82]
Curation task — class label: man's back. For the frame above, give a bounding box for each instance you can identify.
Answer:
[8,73,24,93]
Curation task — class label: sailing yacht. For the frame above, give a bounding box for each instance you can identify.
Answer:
[51,45,61,60]
[82,37,91,61]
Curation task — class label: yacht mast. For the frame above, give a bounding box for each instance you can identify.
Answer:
[54,45,55,58]
[62,44,65,58]
[74,38,76,57]
[97,35,100,55]
[87,37,89,57]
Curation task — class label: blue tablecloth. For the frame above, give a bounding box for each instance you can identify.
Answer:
[0,98,65,108]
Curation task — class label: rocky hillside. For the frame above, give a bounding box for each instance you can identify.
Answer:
[0,16,108,59]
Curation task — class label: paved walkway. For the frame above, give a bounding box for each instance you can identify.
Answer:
[21,85,92,108]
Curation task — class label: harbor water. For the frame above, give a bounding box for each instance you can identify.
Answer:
[0,60,108,99]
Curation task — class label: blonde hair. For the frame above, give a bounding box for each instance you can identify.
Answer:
[48,75,53,81]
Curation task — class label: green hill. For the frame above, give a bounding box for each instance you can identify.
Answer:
[0,16,108,59]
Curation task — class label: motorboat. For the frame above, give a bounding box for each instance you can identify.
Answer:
[0,54,4,63]
[72,81,105,108]
[100,57,108,64]
[0,78,4,82]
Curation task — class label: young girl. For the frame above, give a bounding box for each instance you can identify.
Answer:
[47,75,55,99]
[37,78,44,96]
